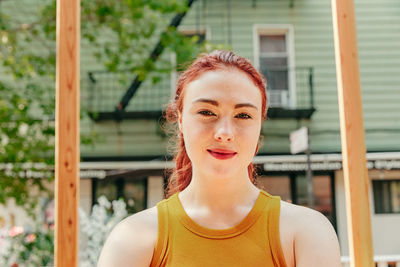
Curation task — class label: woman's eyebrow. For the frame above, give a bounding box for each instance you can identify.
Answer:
[234,103,258,110]
[192,98,219,106]
[192,98,258,110]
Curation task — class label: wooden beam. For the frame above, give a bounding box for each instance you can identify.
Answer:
[331,0,374,266]
[55,0,80,266]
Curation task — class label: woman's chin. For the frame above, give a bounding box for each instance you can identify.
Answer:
[205,166,240,180]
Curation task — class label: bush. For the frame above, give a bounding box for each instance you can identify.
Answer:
[0,195,128,267]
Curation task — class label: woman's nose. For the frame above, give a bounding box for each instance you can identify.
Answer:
[214,118,234,142]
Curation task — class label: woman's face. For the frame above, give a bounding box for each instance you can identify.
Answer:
[178,68,263,179]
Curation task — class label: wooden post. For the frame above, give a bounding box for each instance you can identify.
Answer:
[55,0,80,266]
[331,0,374,266]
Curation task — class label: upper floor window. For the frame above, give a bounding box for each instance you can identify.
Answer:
[254,25,296,108]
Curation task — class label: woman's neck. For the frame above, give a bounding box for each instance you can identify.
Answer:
[179,167,260,213]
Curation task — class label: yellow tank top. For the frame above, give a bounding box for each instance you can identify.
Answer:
[149,190,288,267]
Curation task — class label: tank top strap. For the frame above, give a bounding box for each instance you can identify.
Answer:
[263,191,287,267]
[150,197,171,267]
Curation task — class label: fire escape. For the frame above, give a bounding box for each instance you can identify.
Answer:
[84,0,315,122]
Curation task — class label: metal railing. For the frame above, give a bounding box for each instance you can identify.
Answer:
[260,66,314,110]
[341,255,400,267]
[83,66,315,119]
[83,70,172,114]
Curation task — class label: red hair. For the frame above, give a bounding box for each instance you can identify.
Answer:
[164,50,268,197]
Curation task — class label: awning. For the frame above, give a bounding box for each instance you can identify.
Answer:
[2,152,399,179]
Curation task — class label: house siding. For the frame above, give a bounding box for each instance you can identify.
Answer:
[1,0,399,156]
[81,0,400,156]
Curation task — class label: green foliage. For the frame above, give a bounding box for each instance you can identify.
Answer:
[0,79,54,216]
[1,225,54,267]
[0,0,224,214]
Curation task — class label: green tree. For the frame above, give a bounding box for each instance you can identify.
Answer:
[0,0,224,215]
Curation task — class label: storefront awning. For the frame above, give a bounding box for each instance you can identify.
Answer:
[2,152,400,179]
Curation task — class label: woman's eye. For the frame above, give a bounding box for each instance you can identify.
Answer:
[236,113,252,119]
[198,110,215,116]
[197,110,251,119]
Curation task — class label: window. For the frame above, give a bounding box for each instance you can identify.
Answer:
[257,175,292,202]
[258,174,336,228]
[373,180,400,214]
[254,25,296,108]
[260,35,288,91]
[296,175,334,221]
[93,178,147,214]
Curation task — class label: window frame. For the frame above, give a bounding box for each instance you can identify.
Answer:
[253,24,296,108]
[92,177,148,214]
[372,179,400,214]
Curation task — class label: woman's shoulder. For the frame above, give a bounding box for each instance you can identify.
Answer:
[279,200,337,237]
[280,200,329,223]
[97,205,159,267]
[279,200,341,267]
[123,205,159,231]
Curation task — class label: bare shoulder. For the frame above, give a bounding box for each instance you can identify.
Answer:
[279,201,341,267]
[97,206,158,267]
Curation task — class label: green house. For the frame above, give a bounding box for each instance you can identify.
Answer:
[79,0,400,257]
[1,0,399,260]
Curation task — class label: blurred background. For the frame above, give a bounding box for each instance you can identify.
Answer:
[0,0,399,266]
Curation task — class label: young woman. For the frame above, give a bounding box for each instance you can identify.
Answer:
[97,50,341,267]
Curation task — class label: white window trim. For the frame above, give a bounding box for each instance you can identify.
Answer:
[170,26,211,99]
[253,24,297,108]
[177,26,212,40]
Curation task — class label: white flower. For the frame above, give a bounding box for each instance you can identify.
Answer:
[1,134,9,146]
[18,123,29,136]
[79,195,128,267]
[97,195,111,209]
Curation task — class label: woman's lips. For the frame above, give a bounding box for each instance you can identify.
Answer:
[207,149,237,160]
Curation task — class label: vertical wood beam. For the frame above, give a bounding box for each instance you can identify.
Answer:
[331,0,374,266]
[55,0,80,266]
